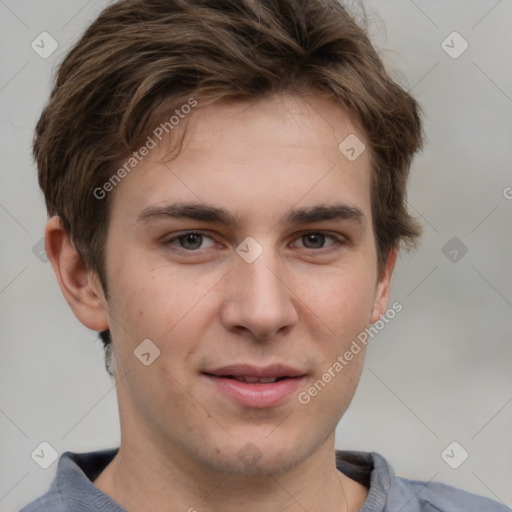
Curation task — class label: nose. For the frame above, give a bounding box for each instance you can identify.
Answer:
[219,243,298,341]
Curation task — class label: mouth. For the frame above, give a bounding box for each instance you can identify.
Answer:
[202,364,306,408]
[204,375,289,384]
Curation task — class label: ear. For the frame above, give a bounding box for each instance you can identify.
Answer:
[44,216,109,332]
[370,247,397,324]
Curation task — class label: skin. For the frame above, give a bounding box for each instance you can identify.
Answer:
[45,92,396,512]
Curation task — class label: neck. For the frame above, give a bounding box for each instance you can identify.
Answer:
[94,434,368,512]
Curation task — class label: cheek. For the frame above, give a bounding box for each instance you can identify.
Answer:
[108,259,196,335]
[106,259,220,381]
[298,265,377,336]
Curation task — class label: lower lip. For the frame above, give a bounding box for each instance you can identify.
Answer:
[204,374,305,408]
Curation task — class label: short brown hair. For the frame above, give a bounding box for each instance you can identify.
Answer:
[34,0,423,374]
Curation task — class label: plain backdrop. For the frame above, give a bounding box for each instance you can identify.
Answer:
[0,0,511,510]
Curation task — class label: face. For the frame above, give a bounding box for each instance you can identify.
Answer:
[99,93,392,475]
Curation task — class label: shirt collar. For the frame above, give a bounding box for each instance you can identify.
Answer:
[56,448,392,511]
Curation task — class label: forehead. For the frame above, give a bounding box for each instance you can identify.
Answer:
[178,94,368,169]
[109,93,373,228]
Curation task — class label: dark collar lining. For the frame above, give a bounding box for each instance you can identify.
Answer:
[335,449,374,488]
[72,449,119,483]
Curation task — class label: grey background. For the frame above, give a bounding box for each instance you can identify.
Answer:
[1,0,511,510]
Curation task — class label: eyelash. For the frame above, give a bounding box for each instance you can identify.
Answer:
[163,231,346,253]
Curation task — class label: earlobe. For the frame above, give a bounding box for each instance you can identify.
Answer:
[370,247,397,324]
[44,216,109,332]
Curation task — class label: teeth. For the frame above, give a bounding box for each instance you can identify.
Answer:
[234,376,259,383]
[233,376,278,384]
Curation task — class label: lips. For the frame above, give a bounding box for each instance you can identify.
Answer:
[204,363,305,379]
[224,376,283,384]
[202,364,306,408]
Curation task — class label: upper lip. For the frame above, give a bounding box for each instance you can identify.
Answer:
[203,364,305,378]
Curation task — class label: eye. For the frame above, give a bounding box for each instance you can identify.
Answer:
[163,230,344,254]
[165,231,216,251]
[293,232,343,250]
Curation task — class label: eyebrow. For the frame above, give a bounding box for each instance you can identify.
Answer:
[137,201,366,228]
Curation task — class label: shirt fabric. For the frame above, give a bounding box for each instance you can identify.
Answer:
[20,448,509,512]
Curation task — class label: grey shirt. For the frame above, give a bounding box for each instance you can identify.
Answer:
[20,448,509,511]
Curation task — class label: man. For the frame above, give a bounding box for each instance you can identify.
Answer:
[21,0,509,510]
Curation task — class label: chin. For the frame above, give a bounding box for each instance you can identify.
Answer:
[211,450,303,477]
[192,434,320,477]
